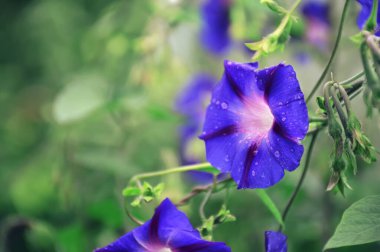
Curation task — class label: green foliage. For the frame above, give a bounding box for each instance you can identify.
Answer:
[198,204,236,241]
[124,182,165,207]
[324,195,380,250]
[53,74,109,124]
[246,0,300,59]
[255,190,284,228]
[347,114,377,164]
[260,0,287,15]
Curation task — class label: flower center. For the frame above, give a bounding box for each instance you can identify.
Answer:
[239,96,274,140]
[156,248,172,252]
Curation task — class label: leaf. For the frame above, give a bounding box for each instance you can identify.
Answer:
[53,74,108,124]
[255,190,284,227]
[122,187,141,197]
[197,165,220,175]
[324,195,380,250]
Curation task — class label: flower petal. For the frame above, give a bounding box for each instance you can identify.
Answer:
[94,228,148,252]
[127,198,200,249]
[302,1,330,24]
[259,64,309,141]
[175,73,215,118]
[232,139,285,189]
[168,231,231,252]
[267,126,304,172]
[200,0,232,55]
[265,230,287,252]
[356,0,373,29]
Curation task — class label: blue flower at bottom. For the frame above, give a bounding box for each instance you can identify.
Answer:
[200,60,309,189]
[356,0,380,32]
[265,231,287,252]
[94,198,231,252]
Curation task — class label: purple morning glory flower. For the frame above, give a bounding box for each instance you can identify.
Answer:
[175,74,218,183]
[200,60,309,189]
[356,0,380,31]
[302,1,330,50]
[200,0,232,56]
[94,198,231,252]
[265,231,287,252]
[175,73,216,164]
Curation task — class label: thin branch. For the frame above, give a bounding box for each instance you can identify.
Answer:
[279,131,319,231]
[306,0,351,104]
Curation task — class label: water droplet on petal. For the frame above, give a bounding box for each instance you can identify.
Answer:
[274,151,280,158]
[252,170,256,176]
[224,155,230,162]
[221,102,228,109]
[282,117,286,121]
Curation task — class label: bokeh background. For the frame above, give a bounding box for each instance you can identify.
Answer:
[1,0,380,251]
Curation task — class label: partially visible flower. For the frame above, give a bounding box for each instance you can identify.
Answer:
[94,198,231,252]
[175,73,216,163]
[265,230,287,252]
[200,60,308,189]
[302,1,330,51]
[200,0,232,56]
[175,74,217,183]
[356,0,379,32]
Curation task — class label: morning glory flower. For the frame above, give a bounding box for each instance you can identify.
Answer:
[356,0,379,32]
[200,60,308,189]
[302,1,330,51]
[175,73,216,165]
[94,198,231,252]
[175,74,218,183]
[265,231,287,252]
[200,0,232,56]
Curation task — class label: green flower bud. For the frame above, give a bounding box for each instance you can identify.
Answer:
[347,114,377,163]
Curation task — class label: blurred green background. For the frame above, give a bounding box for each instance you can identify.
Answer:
[1,0,380,251]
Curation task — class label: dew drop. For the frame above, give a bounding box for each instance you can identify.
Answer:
[224,155,230,162]
[278,102,283,106]
[215,100,220,105]
[221,102,228,109]
[282,117,286,122]
[274,151,280,158]
[254,162,258,166]
[252,170,256,176]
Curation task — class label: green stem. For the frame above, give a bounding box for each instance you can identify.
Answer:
[130,162,213,184]
[199,175,217,220]
[309,116,327,123]
[306,0,351,104]
[274,0,302,34]
[336,84,352,116]
[330,85,348,130]
[340,71,365,86]
[289,0,303,14]
[279,131,319,231]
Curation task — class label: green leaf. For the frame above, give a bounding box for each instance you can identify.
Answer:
[53,74,108,124]
[122,187,141,197]
[260,0,287,15]
[198,216,215,241]
[255,189,284,227]
[214,204,236,225]
[197,166,220,175]
[324,195,380,250]
[350,32,364,45]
